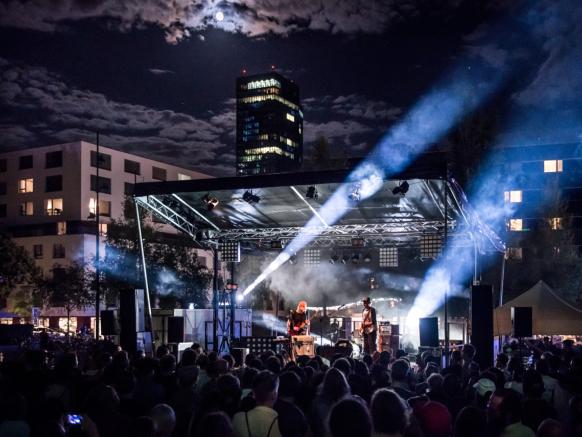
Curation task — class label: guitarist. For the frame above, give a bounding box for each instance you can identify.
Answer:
[360,297,377,355]
[287,300,310,336]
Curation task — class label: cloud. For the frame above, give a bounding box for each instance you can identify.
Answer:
[0,58,235,175]
[148,68,174,75]
[0,0,461,43]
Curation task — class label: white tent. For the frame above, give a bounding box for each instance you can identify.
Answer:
[494,280,582,336]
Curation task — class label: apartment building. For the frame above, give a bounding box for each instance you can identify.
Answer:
[0,141,212,328]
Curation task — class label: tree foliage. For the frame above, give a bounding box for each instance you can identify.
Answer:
[98,198,212,309]
[36,262,94,335]
[0,232,41,301]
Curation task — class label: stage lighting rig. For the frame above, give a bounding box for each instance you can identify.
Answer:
[243,190,261,204]
[392,181,410,196]
[305,186,318,199]
[288,254,298,264]
[351,237,365,247]
[368,275,378,290]
[363,253,372,263]
[202,194,219,210]
[270,240,284,250]
[348,184,361,202]
[352,253,361,264]
[341,254,350,264]
[329,254,339,264]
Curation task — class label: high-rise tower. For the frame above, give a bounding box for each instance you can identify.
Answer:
[236,72,303,175]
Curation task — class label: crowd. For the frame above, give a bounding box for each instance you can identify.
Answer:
[0,336,581,437]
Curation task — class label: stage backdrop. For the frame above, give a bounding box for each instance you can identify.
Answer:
[494,280,582,336]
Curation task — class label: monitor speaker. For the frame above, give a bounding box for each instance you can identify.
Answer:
[471,284,494,369]
[512,307,532,338]
[100,310,118,335]
[419,317,439,347]
[167,316,185,343]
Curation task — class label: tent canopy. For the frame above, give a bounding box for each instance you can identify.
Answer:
[494,280,582,336]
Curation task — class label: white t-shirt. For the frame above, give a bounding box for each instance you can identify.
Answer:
[233,406,282,437]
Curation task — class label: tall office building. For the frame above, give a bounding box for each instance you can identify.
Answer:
[236,72,303,176]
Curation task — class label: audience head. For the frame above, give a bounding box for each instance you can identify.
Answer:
[322,367,350,401]
[454,406,487,437]
[371,389,409,435]
[194,412,234,437]
[332,357,352,378]
[150,404,176,437]
[329,397,371,437]
[391,359,410,382]
[278,371,302,399]
[487,388,523,428]
[522,369,545,398]
[252,371,279,407]
[462,344,476,362]
[413,400,452,437]
[537,418,565,437]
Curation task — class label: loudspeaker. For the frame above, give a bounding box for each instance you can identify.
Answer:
[512,307,532,338]
[316,345,352,361]
[471,284,494,369]
[419,317,439,347]
[100,310,118,335]
[119,289,146,352]
[167,316,184,343]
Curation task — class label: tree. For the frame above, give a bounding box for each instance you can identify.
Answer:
[36,262,94,338]
[0,232,41,305]
[98,197,212,309]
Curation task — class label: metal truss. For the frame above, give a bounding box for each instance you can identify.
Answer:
[205,220,457,242]
[135,195,199,239]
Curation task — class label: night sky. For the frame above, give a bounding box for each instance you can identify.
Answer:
[0,0,580,176]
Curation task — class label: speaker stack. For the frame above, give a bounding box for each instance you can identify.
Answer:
[377,322,400,353]
[419,317,439,348]
[511,307,533,338]
[471,284,494,369]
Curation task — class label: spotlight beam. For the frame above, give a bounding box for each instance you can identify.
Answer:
[241,53,506,298]
[290,186,329,227]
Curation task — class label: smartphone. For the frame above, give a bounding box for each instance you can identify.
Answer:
[66,414,83,426]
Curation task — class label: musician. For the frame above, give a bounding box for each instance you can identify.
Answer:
[287,300,310,336]
[361,296,377,355]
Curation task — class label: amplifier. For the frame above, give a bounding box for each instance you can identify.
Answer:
[291,335,315,358]
[237,336,276,354]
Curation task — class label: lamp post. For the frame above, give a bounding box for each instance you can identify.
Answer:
[94,133,100,340]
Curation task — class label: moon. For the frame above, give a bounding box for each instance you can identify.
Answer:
[215,11,224,22]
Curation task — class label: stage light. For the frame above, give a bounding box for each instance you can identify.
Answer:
[420,234,442,259]
[352,253,361,264]
[215,11,224,21]
[288,254,298,264]
[329,254,339,264]
[236,294,244,303]
[270,240,283,250]
[303,249,320,265]
[379,247,398,267]
[392,181,410,196]
[243,190,261,204]
[341,254,350,264]
[348,185,361,202]
[306,186,318,199]
[351,237,365,247]
[220,241,241,263]
[202,194,219,210]
[363,253,372,263]
[368,275,378,290]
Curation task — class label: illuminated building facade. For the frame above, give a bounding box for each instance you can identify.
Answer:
[236,72,303,175]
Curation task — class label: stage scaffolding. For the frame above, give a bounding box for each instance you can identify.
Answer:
[132,163,504,353]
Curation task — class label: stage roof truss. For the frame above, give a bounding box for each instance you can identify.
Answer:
[133,167,504,253]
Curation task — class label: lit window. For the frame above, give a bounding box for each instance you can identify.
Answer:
[178,173,191,181]
[544,160,563,173]
[237,94,299,110]
[57,222,67,235]
[508,219,523,231]
[18,178,34,193]
[45,198,63,216]
[99,223,108,236]
[89,198,111,217]
[549,217,563,230]
[245,78,281,90]
[505,247,523,261]
[286,113,295,122]
[504,190,522,203]
[19,202,34,216]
